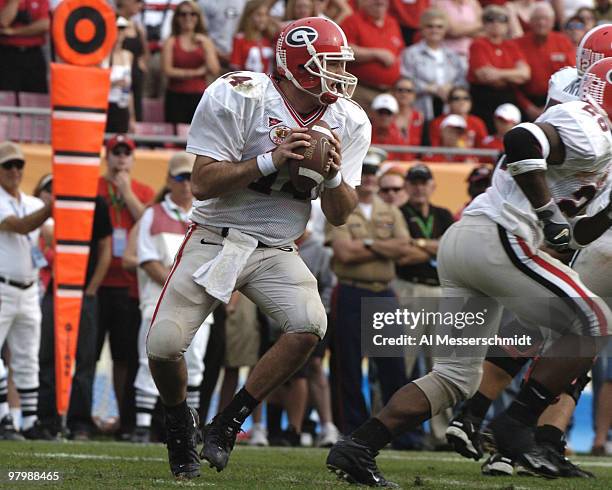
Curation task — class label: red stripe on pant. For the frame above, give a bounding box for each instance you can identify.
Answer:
[517,238,608,336]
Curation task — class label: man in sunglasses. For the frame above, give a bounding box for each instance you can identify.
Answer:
[0,141,52,440]
[97,134,154,439]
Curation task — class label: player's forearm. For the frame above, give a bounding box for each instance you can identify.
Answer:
[396,246,431,266]
[321,181,357,226]
[370,238,412,260]
[11,18,49,36]
[572,209,612,247]
[0,204,52,235]
[514,170,552,209]
[192,157,261,200]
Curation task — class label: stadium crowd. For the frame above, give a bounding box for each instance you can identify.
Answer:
[0,0,611,466]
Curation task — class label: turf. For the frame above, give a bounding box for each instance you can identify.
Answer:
[0,441,610,489]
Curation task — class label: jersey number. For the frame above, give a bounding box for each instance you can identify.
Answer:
[581,104,608,132]
[557,184,597,218]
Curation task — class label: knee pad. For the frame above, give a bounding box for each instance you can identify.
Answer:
[146,318,187,361]
[412,371,465,416]
[486,352,531,378]
[283,291,327,339]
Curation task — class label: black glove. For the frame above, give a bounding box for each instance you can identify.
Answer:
[535,200,572,251]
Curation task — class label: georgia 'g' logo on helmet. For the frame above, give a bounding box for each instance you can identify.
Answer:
[276,17,357,105]
[285,26,319,47]
[580,58,612,120]
[576,24,612,76]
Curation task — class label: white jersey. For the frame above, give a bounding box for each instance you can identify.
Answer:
[546,66,580,106]
[187,71,371,246]
[465,101,612,247]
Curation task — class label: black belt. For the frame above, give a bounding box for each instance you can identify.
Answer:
[0,276,34,290]
[221,227,271,248]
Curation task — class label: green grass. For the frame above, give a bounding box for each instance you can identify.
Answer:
[0,441,610,489]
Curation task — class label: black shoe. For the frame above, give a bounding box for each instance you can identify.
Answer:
[541,441,594,478]
[481,453,514,476]
[326,436,398,488]
[165,406,200,479]
[446,412,483,461]
[200,414,241,472]
[131,426,152,444]
[0,415,25,441]
[22,420,58,441]
[488,413,559,479]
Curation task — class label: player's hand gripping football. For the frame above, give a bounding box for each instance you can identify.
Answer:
[324,131,342,180]
[271,128,311,169]
[535,200,572,251]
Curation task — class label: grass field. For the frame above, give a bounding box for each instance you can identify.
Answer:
[0,441,611,489]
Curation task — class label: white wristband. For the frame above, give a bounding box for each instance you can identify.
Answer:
[257,153,276,176]
[324,172,342,189]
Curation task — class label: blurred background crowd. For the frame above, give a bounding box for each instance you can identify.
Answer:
[0,0,611,458]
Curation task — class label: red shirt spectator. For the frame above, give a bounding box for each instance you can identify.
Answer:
[370,93,415,160]
[341,4,404,89]
[167,39,207,93]
[429,114,487,148]
[467,36,526,85]
[230,33,274,73]
[0,0,49,47]
[389,0,429,43]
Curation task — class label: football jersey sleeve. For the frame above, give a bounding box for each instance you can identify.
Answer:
[546,67,579,106]
[340,106,372,188]
[187,75,256,162]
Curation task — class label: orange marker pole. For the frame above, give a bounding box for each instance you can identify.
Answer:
[51,0,116,416]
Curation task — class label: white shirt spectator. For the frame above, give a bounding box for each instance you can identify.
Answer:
[0,186,44,283]
[199,0,247,57]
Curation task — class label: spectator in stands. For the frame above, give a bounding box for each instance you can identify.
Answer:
[327,147,409,434]
[432,0,482,65]
[400,8,466,123]
[200,0,247,66]
[378,167,408,207]
[38,178,112,440]
[0,142,52,440]
[576,6,597,31]
[230,0,277,73]
[479,102,521,162]
[341,0,404,107]
[505,0,536,38]
[141,0,183,97]
[97,134,154,439]
[393,78,425,150]
[455,164,493,219]
[429,86,487,149]
[389,0,430,46]
[594,0,612,23]
[0,0,49,93]
[468,4,530,133]
[117,0,149,122]
[314,0,353,23]
[370,93,414,161]
[515,2,575,121]
[564,15,587,47]
[423,114,479,162]
[107,17,135,134]
[162,0,220,124]
[284,0,316,21]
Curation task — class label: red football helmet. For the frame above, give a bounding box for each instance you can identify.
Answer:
[576,24,612,76]
[276,17,357,104]
[580,57,612,119]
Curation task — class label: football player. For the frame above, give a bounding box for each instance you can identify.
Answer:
[145,17,370,479]
[326,58,612,486]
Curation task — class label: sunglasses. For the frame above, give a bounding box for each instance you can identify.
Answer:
[566,21,585,30]
[112,147,132,157]
[483,14,508,23]
[450,95,470,102]
[178,11,198,17]
[376,109,393,116]
[395,87,415,93]
[380,186,403,193]
[425,24,445,29]
[1,159,25,170]
[172,172,192,182]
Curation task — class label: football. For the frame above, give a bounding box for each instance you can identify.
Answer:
[288,120,333,193]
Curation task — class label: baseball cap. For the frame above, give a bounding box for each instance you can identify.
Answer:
[467,165,492,183]
[0,141,24,165]
[106,134,135,152]
[494,103,521,124]
[116,16,129,28]
[168,151,195,176]
[371,94,399,114]
[406,164,433,182]
[440,114,467,129]
[363,146,388,167]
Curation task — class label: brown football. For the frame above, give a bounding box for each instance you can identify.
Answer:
[288,120,333,193]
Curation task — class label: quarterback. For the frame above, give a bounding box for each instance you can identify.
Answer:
[146,17,370,478]
[327,59,612,486]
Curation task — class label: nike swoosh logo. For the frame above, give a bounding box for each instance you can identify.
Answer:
[531,388,547,400]
[554,229,569,240]
[368,470,380,483]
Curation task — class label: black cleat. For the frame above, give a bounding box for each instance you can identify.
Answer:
[488,413,559,479]
[446,413,483,461]
[200,415,241,472]
[0,415,24,441]
[22,420,59,441]
[165,406,201,479]
[481,453,514,476]
[541,442,595,478]
[326,436,398,487]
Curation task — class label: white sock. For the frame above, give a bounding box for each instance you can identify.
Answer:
[187,385,200,410]
[136,412,152,428]
[21,414,36,431]
[0,401,9,420]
